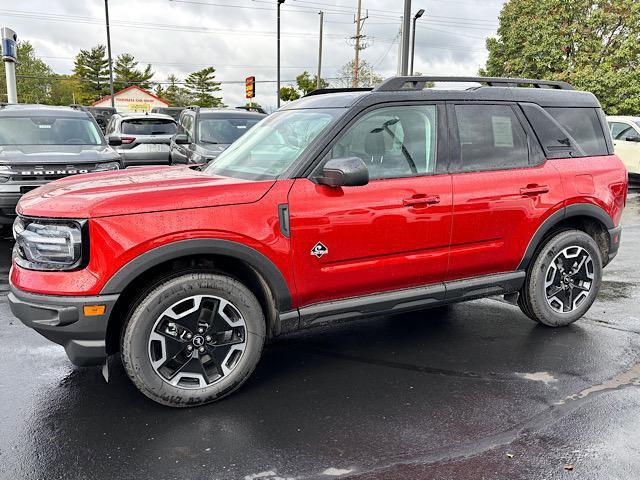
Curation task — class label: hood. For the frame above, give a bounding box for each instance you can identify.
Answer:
[0,144,120,164]
[17,165,275,219]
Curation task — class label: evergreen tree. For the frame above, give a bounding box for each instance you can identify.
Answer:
[114,53,154,91]
[72,45,110,102]
[184,67,223,107]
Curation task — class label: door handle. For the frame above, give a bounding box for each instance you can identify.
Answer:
[520,184,549,196]
[403,194,441,207]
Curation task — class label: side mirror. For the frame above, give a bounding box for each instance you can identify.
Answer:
[624,135,640,142]
[174,133,190,145]
[107,136,122,146]
[316,157,369,188]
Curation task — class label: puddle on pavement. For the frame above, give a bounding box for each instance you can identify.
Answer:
[517,371,558,385]
[556,362,640,405]
[598,280,634,300]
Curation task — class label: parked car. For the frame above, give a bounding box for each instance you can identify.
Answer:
[170,107,265,165]
[71,105,117,133]
[105,112,177,167]
[10,76,627,407]
[151,106,186,122]
[0,104,121,225]
[607,115,640,183]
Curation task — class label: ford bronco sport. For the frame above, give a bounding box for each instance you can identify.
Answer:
[9,77,627,407]
[0,104,121,225]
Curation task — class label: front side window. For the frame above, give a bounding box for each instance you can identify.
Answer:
[330,105,438,180]
[545,107,608,156]
[0,116,103,145]
[610,122,639,141]
[205,108,342,180]
[453,104,528,172]
[121,118,177,135]
[197,117,261,145]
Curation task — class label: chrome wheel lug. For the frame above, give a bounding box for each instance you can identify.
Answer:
[205,335,212,342]
[198,347,205,353]
[186,345,193,351]
[186,333,192,340]
[198,328,204,334]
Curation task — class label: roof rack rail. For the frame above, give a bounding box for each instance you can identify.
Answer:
[69,104,89,110]
[375,76,574,92]
[304,87,373,97]
[185,105,201,112]
[235,105,268,114]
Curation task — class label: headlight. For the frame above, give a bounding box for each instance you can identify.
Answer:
[13,217,85,271]
[94,161,120,172]
[0,165,10,183]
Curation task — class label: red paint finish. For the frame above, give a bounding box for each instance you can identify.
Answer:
[10,154,627,311]
[447,161,565,281]
[288,175,452,306]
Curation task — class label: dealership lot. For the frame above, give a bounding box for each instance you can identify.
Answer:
[0,191,639,480]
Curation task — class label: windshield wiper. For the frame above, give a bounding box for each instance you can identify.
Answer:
[200,140,220,144]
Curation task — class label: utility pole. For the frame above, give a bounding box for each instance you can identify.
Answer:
[277,0,285,108]
[410,9,425,75]
[400,0,412,75]
[316,10,323,89]
[352,0,368,87]
[396,20,403,76]
[104,0,115,107]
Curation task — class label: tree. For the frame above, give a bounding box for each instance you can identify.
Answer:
[0,41,55,104]
[184,67,223,107]
[73,45,110,103]
[481,0,640,115]
[114,53,154,91]
[154,84,165,100]
[336,59,384,88]
[49,75,84,105]
[279,70,329,101]
[163,74,192,106]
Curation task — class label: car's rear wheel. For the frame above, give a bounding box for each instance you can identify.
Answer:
[121,272,265,407]
[519,230,602,327]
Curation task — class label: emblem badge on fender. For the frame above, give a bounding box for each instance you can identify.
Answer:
[311,242,328,258]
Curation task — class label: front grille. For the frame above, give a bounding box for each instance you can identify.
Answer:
[7,164,98,183]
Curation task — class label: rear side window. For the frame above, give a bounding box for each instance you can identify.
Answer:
[544,107,608,156]
[121,119,177,135]
[453,104,528,172]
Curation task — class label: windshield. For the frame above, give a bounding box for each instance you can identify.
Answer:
[0,116,104,146]
[205,108,342,180]
[121,118,177,135]
[198,117,261,145]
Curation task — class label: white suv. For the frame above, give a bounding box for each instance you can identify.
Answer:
[608,116,640,183]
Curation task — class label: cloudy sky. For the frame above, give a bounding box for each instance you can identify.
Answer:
[2,0,506,110]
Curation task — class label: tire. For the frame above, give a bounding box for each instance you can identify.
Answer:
[519,230,602,327]
[121,272,265,407]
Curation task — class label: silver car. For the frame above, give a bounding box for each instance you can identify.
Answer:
[105,113,178,167]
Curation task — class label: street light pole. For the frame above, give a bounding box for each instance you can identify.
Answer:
[104,0,115,107]
[277,0,284,108]
[400,0,411,75]
[410,9,425,76]
[316,10,323,90]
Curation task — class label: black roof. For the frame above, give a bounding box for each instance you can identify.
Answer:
[0,104,92,117]
[282,76,601,110]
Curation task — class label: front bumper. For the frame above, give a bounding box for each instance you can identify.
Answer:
[8,285,119,366]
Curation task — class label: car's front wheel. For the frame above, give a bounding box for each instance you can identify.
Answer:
[519,229,603,327]
[121,272,265,407]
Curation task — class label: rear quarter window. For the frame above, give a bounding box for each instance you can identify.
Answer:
[544,107,608,156]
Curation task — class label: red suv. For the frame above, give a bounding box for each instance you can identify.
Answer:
[9,77,627,407]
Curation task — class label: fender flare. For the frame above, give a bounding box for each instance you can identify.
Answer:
[100,238,293,311]
[517,203,615,270]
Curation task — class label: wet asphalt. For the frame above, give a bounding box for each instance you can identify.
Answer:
[1,192,640,480]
